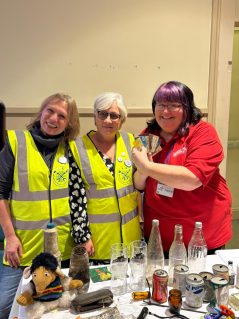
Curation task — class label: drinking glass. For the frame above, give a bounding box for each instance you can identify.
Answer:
[110,243,128,295]
[129,240,147,291]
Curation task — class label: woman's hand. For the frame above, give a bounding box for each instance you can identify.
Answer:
[4,234,23,267]
[81,238,94,257]
[132,146,151,174]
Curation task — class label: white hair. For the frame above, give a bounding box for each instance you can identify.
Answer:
[93,92,127,123]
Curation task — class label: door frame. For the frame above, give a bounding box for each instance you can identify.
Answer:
[208,0,236,177]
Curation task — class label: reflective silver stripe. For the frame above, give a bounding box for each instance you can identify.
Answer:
[86,184,135,199]
[120,131,132,162]
[121,208,138,225]
[12,188,69,201]
[11,131,68,201]
[76,134,134,199]
[15,131,29,193]
[117,185,135,198]
[12,215,71,230]
[88,208,138,225]
[75,137,95,184]
[89,212,120,223]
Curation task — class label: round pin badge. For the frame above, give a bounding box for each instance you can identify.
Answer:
[121,152,126,157]
[58,156,67,164]
[124,159,132,167]
[118,157,123,162]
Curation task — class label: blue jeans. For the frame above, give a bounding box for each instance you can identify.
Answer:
[0,265,23,319]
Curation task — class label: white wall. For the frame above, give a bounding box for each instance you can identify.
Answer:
[0,0,211,111]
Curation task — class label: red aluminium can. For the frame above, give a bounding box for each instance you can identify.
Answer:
[152,269,168,303]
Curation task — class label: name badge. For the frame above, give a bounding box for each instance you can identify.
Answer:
[156,182,174,198]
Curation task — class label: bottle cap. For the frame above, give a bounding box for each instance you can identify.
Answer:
[152,219,159,226]
[195,221,202,228]
[47,222,56,229]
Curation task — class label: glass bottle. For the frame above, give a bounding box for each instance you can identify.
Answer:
[44,222,61,267]
[228,260,236,288]
[146,219,164,285]
[68,246,90,292]
[187,221,207,274]
[168,224,187,285]
[168,289,182,314]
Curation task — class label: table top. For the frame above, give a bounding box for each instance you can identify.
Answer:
[11,252,239,319]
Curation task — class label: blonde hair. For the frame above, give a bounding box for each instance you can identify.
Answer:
[93,92,127,123]
[27,93,80,140]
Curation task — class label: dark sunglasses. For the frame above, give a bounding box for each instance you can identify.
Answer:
[97,111,121,120]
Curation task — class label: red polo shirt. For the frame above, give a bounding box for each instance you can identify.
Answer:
[142,121,232,251]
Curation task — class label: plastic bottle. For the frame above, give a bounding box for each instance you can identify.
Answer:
[187,221,207,274]
[228,260,236,288]
[146,219,164,285]
[168,224,187,285]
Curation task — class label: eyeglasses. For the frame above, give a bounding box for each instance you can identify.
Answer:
[156,103,182,112]
[97,111,121,120]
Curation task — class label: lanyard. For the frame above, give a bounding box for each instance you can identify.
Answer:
[163,141,176,164]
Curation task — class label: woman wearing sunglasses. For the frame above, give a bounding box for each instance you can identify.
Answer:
[72,92,141,263]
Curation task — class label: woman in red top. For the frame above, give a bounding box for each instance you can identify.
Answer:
[133,81,232,255]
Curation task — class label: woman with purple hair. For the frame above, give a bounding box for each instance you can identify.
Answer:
[132,81,232,257]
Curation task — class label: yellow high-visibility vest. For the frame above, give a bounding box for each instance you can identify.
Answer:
[6,130,75,266]
[72,131,141,260]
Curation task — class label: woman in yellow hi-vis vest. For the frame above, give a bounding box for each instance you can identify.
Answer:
[72,92,142,263]
[0,93,93,319]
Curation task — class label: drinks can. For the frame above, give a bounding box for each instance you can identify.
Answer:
[152,269,168,303]
[185,273,204,308]
[210,276,229,306]
[212,264,229,280]
[199,271,214,303]
[173,264,189,296]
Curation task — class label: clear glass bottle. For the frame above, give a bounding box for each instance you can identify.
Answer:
[168,224,187,285]
[187,221,207,274]
[228,260,236,288]
[146,219,164,285]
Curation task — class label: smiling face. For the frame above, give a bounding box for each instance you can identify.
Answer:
[40,99,69,136]
[95,101,122,137]
[154,101,184,136]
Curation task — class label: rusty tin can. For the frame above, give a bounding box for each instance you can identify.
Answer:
[185,273,204,308]
[173,264,189,296]
[199,271,214,303]
[210,276,229,306]
[152,269,168,303]
[212,264,229,280]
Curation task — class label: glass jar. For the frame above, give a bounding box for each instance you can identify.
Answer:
[68,246,90,292]
[168,289,182,314]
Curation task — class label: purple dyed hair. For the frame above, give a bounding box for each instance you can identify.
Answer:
[148,81,202,136]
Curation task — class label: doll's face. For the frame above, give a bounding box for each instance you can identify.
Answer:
[32,266,56,294]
